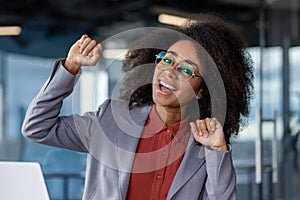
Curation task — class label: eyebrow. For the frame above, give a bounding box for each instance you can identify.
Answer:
[167,50,200,69]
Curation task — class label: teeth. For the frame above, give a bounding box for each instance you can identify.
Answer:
[159,80,177,91]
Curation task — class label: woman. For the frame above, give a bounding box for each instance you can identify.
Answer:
[22,13,253,199]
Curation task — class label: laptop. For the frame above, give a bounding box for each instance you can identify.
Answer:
[0,161,50,200]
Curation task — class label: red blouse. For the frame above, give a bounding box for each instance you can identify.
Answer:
[126,106,190,200]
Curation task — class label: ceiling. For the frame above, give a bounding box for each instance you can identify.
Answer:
[0,0,299,57]
[0,0,258,31]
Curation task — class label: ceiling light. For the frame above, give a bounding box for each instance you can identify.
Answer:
[158,14,187,26]
[102,49,128,60]
[0,26,22,36]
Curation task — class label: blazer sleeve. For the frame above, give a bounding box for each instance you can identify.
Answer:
[202,145,237,200]
[21,59,104,153]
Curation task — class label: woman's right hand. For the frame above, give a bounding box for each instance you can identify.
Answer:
[64,34,102,74]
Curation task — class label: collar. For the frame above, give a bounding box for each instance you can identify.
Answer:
[143,105,190,142]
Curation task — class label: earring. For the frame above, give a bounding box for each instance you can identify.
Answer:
[196,94,201,99]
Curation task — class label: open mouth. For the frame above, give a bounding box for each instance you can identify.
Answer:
[158,79,177,92]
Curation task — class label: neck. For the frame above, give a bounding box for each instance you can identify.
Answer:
[155,105,188,126]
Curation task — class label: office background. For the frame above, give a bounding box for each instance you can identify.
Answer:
[0,0,300,199]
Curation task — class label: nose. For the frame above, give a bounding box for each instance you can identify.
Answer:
[164,66,179,79]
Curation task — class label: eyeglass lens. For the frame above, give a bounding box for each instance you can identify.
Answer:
[155,52,196,79]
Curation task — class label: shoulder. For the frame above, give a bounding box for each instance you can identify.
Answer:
[95,99,152,124]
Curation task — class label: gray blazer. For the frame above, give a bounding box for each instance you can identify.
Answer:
[22,60,237,200]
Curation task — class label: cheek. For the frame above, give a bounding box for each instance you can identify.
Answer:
[179,82,201,100]
[152,68,160,82]
[177,84,196,101]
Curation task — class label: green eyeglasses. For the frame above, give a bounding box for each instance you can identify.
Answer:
[155,51,201,80]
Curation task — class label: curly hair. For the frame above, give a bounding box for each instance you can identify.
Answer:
[119,13,254,143]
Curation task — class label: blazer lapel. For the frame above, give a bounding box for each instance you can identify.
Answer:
[116,104,152,199]
[167,135,206,199]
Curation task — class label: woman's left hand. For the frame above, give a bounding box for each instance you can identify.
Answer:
[190,117,228,151]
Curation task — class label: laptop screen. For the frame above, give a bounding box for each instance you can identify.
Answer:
[0,161,50,200]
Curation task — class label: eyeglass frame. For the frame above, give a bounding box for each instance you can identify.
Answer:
[155,51,202,80]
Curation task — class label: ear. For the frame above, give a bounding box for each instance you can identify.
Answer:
[195,88,203,100]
